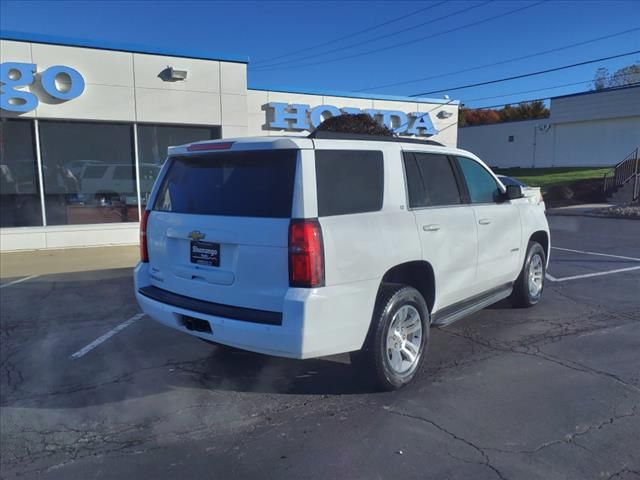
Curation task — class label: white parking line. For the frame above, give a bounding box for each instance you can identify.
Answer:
[0,274,40,289]
[70,313,145,359]
[551,247,640,262]
[546,246,640,282]
[546,266,640,283]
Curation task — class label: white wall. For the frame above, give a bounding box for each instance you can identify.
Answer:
[459,115,640,168]
[553,117,640,167]
[0,39,246,128]
[459,87,640,169]
[246,89,459,147]
[458,120,543,168]
[0,224,139,251]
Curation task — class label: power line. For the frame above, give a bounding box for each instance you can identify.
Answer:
[410,50,640,96]
[434,120,459,135]
[251,1,545,72]
[463,83,640,110]
[383,84,639,139]
[397,97,458,131]
[358,26,640,92]
[253,0,491,70]
[397,79,639,135]
[251,1,447,66]
[462,72,640,105]
[463,79,593,104]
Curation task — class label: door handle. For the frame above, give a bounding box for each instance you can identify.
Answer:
[423,224,441,232]
[478,218,492,225]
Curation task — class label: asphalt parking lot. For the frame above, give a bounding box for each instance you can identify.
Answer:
[1,215,639,480]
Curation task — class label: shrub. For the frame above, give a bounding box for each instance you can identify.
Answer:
[313,113,394,136]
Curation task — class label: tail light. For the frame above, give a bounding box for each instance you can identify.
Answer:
[288,219,325,288]
[140,210,150,263]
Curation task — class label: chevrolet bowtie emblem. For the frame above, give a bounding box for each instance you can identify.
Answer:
[188,230,205,241]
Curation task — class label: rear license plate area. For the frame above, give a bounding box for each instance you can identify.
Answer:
[190,241,220,267]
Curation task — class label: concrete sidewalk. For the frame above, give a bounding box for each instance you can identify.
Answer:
[0,245,139,279]
[546,203,639,219]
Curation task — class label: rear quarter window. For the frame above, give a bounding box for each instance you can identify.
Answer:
[315,150,384,217]
[404,152,462,208]
[154,150,297,218]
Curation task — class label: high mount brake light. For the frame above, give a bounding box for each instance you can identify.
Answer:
[288,219,325,288]
[186,142,234,152]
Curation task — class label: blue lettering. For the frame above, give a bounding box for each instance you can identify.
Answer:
[40,65,85,101]
[268,102,309,130]
[0,62,38,113]
[310,105,342,128]
[407,112,438,136]
[264,103,442,137]
[379,110,409,133]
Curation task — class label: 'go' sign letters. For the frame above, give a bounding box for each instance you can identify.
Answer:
[0,62,85,113]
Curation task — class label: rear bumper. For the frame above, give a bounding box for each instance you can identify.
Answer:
[138,286,282,326]
[134,263,379,359]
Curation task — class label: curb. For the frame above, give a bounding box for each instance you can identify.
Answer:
[546,211,640,220]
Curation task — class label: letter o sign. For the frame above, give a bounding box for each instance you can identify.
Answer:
[40,65,85,100]
[310,105,342,128]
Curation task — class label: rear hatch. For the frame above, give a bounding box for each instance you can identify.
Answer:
[146,148,298,313]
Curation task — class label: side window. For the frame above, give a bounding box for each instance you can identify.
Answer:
[457,156,500,204]
[403,153,461,208]
[315,150,383,216]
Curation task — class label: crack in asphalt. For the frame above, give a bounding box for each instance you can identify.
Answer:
[442,311,640,393]
[0,368,346,474]
[388,409,508,480]
[387,404,639,480]
[484,404,639,456]
[607,468,640,479]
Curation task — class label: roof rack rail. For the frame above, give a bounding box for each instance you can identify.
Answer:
[308,130,445,146]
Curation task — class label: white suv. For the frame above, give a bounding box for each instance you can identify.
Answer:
[135,134,550,390]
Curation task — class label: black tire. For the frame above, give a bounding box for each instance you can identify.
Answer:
[351,284,430,391]
[511,241,546,308]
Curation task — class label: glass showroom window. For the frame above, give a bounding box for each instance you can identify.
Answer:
[38,121,138,225]
[137,124,220,208]
[0,119,43,227]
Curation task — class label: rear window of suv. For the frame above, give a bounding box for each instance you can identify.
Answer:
[154,150,297,218]
[315,150,384,216]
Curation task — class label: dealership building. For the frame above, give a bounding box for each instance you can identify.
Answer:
[0,31,459,252]
[458,85,640,169]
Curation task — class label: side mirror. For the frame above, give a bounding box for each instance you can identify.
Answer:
[505,184,524,200]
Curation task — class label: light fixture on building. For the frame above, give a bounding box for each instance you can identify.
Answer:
[159,66,188,82]
[437,110,453,119]
[168,67,188,81]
